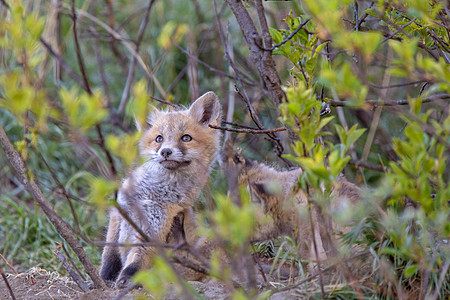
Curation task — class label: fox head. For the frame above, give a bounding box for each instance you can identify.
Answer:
[137,91,222,173]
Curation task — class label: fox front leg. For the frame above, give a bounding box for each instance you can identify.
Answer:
[99,209,123,285]
[116,204,182,287]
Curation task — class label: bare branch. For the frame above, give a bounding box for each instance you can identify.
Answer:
[118,0,157,116]
[381,17,417,43]
[53,247,89,292]
[328,93,450,107]
[0,253,17,275]
[173,42,255,86]
[39,38,87,90]
[349,159,388,172]
[71,0,92,94]
[369,80,427,89]
[61,242,86,281]
[150,95,181,108]
[90,1,112,109]
[209,124,286,134]
[0,266,15,300]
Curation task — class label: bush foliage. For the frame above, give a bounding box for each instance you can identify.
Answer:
[0,0,448,299]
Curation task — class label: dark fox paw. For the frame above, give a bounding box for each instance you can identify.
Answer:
[116,263,139,288]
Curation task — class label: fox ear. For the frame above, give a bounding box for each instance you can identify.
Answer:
[188,91,222,126]
[135,106,162,132]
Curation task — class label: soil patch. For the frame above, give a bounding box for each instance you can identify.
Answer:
[0,267,232,300]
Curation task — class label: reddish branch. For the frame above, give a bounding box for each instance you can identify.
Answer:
[328,93,450,107]
[0,253,17,275]
[0,125,106,289]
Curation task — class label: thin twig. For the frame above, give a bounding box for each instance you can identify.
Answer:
[71,0,92,94]
[381,17,417,43]
[90,1,112,109]
[263,18,311,51]
[150,95,181,108]
[111,284,139,300]
[118,0,157,115]
[103,0,127,71]
[95,124,117,178]
[0,253,17,275]
[349,159,387,172]
[61,242,86,281]
[306,203,325,299]
[362,45,392,163]
[251,250,268,286]
[354,2,373,30]
[369,80,427,89]
[234,86,265,130]
[222,120,261,130]
[38,152,82,232]
[209,124,286,134]
[0,267,15,300]
[327,93,450,107]
[69,1,126,181]
[53,247,89,292]
[172,43,254,85]
[39,38,87,90]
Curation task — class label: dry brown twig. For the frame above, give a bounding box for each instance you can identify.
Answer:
[0,253,17,275]
[0,266,16,300]
[53,246,89,292]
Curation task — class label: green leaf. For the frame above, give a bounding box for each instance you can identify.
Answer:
[269,27,283,44]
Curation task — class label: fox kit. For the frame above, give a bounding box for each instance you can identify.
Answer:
[230,152,360,262]
[100,92,222,285]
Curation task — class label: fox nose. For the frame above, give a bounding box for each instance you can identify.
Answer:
[161,148,172,159]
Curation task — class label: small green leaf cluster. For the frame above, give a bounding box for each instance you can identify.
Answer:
[199,188,256,250]
[280,83,364,192]
[60,88,108,133]
[133,257,184,299]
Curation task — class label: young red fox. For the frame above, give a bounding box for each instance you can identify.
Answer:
[230,151,361,263]
[100,92,222,286]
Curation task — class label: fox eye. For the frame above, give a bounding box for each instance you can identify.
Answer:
[155,135,163,143]
[181,134,192,142]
